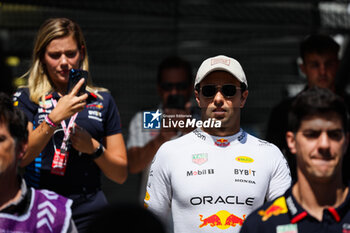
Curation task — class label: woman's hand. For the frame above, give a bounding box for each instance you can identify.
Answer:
[70,124,98,154]
[70,124,128,184]
[49,78,88,125]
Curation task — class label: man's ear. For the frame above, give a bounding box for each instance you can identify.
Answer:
[195,89,201,108]
[286,131,297,155]
[16,141,28,161]
[240,90,249,108]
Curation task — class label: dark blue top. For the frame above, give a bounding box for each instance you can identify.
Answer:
[240,185,350,233]
[13,88,122,196]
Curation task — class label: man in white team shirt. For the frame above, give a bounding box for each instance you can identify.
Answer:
[144,55,291,233]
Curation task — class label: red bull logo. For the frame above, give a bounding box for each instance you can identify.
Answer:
[86,104,103,109]
[258,196,288,221]
[215,138,230,147]
[199,210,245,230]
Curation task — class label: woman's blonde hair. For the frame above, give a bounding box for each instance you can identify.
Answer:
[23,18,106,104]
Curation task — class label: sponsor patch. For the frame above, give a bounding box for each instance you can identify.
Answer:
[192,153,208,165]
[39,100,52,108]
[186,169,214,176]
[215,138,230,147]
[199,210,245,230]
[258,196,288,221]
[235,156,254,163]
[276,224,298,233]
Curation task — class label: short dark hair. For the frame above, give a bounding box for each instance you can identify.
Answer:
[0,92,28,144]
[288,87,348,133]
[300,34,340,61]
[157,56,193,85]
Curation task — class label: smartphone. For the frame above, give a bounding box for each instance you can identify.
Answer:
[67,69,88,96]
[166,94,186,109]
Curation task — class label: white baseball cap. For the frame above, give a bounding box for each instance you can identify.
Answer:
[194,55,248,88]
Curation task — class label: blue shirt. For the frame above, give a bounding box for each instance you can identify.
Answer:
[240,185,350,233]
[13,88,122,196]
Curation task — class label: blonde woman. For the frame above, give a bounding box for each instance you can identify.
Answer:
[13,18,127,232]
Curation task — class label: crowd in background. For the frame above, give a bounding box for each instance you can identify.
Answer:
[0,16,349,233]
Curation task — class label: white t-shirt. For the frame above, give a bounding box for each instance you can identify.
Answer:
[144,128,291,233]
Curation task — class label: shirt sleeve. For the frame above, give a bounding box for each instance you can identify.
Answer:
[13,88,36,123]
[265,146,291,201]
[144,144,172,225]
[102,92,122,136]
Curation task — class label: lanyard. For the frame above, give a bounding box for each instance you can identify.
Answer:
[50,98,78,153]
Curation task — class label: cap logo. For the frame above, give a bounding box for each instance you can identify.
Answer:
[211,58,230,66]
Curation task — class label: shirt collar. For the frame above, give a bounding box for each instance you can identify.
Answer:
[334,183,350,221]
[192,127,247,147]
[45,90,98,101]
[0,178,31,216]
[45,91,60,100]
[284,187,309,223]
[285,184,350,224]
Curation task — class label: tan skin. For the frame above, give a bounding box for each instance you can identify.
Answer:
[286,114,349,221]
[21,35,127,183]
[127,67,193,174]
[0,123,27,210]
[195,71,248,137]
[300,52,339,91]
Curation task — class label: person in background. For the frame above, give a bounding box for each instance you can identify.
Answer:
[13,17,127,232]
[0,92,77,233]
[266,34,347,181]
[144,55,291,233]
[127,56,196,202]
[241,87,350,233]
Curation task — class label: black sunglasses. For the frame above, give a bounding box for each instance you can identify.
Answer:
[160,82,189,91]
[200,84,241,98]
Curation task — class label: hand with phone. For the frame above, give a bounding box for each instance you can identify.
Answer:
[48,77,88,125]
[67,69,88,96]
